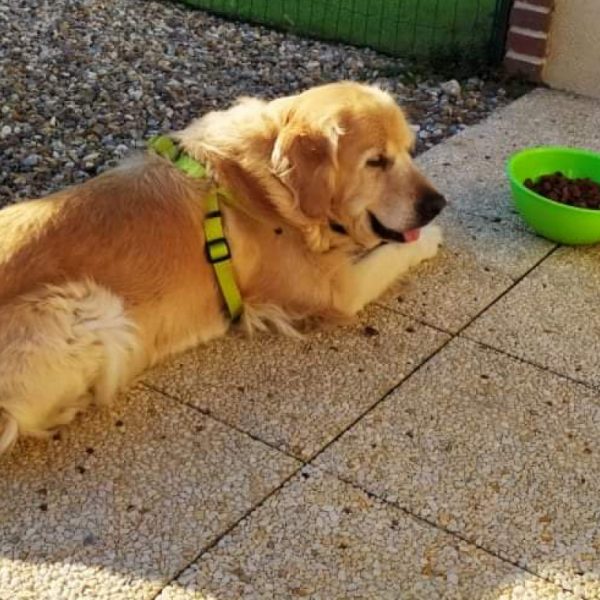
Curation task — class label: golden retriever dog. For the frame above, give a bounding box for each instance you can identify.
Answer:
[0,82,445,453]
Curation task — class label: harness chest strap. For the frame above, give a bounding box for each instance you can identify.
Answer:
[148,135,243,321]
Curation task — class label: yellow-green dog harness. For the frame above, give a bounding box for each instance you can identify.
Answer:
[148,135,243,321]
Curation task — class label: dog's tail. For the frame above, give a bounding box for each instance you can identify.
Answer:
[0,280,140,454]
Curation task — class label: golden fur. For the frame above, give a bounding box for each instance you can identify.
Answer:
[0,82,445,453]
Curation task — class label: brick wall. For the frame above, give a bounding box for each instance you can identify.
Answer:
[504,0,555,81]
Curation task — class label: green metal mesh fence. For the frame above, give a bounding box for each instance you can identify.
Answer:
[176,0,512,60]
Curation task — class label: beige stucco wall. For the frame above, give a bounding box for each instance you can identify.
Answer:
[544,0,600,98]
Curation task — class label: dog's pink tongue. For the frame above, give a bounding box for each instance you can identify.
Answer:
[404,228,421,242]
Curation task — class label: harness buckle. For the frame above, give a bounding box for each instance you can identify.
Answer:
[205,237,232,264]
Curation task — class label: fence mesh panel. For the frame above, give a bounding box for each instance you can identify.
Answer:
[176,0,512,61]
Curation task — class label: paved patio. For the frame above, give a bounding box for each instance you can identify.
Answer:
[1,88,600,600]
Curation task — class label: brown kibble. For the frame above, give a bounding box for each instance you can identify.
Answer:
[540,531,553,543]
[525,172,600,209]
[438,510,452,527]
[363,325,379,337]
[290,587,312,597]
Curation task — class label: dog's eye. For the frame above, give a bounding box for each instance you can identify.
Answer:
[366,155,390,169]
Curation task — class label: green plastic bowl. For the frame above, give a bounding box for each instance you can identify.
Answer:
[507,146,600,245]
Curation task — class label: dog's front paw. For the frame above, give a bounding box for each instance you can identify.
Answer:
[416,224,443,261]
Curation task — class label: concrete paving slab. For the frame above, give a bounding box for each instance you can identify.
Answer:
[158,469,574,600]
[143,306,448,460]
[464,244,600,388]
[0,387,298,600]
[419,88,600,228]
[315,339,600,598]
[379,206,552,332]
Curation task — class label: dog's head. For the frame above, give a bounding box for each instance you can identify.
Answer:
[183,82,445,251]
[268,82,446,250]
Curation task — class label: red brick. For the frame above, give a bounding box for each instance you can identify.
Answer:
[504,56,543,82]
[524,0,554,7]
[507,30,547,57]
[510,6,552,32]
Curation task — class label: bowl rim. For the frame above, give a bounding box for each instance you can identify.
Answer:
[507,145,600,215]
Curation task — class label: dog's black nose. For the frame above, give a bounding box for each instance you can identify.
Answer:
[417,190,446,223]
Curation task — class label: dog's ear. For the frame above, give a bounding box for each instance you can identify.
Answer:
[271,117,340,220]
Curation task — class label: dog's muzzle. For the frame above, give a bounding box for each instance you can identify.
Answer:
[368,211,421,243]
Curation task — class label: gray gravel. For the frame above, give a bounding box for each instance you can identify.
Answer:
[0,0,520,206]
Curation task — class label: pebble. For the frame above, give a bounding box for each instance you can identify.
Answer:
[21,154,41,168]
[114,144,129,156]
[440,79,462,98]
[128,89,143,101]
[0,0,519,206]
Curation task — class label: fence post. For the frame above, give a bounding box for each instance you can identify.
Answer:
[490,0,514,64]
